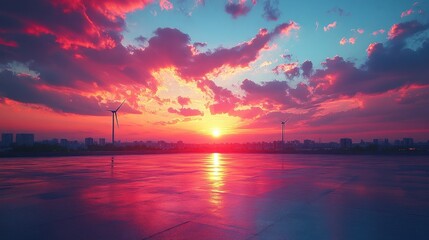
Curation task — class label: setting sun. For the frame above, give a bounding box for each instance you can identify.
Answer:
[212,128,221,138]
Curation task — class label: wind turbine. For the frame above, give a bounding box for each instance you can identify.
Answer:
[281,119,289,144]
[108,100,125,145]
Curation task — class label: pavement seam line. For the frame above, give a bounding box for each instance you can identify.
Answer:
[142,220,191,240]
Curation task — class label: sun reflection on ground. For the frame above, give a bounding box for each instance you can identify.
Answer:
[207,153,225,207]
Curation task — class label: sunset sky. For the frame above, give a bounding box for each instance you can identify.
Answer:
[1,0,429,143]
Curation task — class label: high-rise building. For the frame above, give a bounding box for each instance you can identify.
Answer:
[60,139,68,148]
[16,134,35,146]
[340,138,352,149]
[1,133,13,147]
[85,137,94,147]
[99,138,106,146]
[402,138,414,147]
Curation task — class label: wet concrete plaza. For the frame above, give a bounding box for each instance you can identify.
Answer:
[1,153,429,239]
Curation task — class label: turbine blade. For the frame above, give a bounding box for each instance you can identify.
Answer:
[115,100,126,112]
[115,112,119,128]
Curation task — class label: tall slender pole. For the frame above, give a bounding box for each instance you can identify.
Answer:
[112,113,115,144]
[281,122,284,144]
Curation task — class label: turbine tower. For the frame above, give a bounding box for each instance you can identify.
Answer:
[281,119,289,144]
[108,100,125,145]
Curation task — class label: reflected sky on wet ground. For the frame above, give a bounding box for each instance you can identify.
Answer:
[1,153,429,239]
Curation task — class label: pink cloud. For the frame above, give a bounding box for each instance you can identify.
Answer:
[400,2,425,18]
[160,0,174,10]
[388,20,429,40]
[339,37,356,45]
[168,107,204,116]
[180,22,299,79]
[197,79,240,115]
[273,63,300,79]
[357,28,364,34]
[401,9,414,18]
[230,107,264,119]
[177,96,191,106]
[372,29,385,36]
[323,21,337,32]
[0,0,153,50]
[366,42,383,56]
[274,21,300,35]
[0,38,18,47]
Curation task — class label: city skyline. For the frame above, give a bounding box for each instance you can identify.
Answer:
[1,131,424,146]
[1,0,429,143]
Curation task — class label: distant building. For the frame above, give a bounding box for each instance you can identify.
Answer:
[1,133,13,147]
[373,138,389,146]
[84,137,94,147]
[99,138,106,146]
[303,139,315,148]
[60,139,68,148]
[176,141,184,150]
[16,133,35,146]
[402,138,414,147]
[68,140,81,150]
[340,138,352,149]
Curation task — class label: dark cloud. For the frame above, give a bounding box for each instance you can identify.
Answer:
[0,70,140,115]
[387,20,429,48]
[327,7,350,16]
[262,0,281,21]
[225,1,253,19]
[301,60,313,78]
[273,63,300,80]
[135,35,147,43]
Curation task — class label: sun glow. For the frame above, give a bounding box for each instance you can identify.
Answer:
[212,128,221,138]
